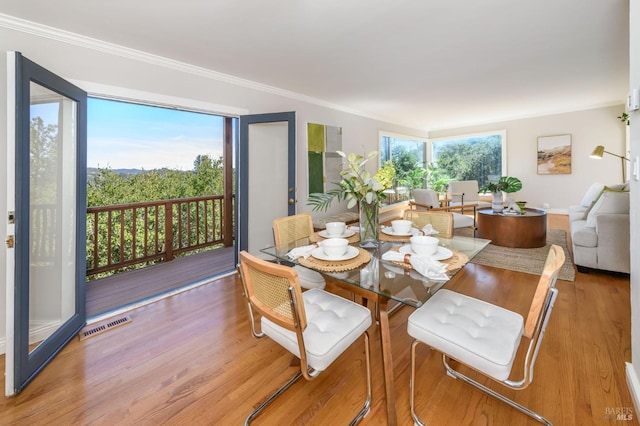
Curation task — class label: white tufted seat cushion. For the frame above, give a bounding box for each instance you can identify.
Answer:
[262,288,372,371]
[293,265,326,289]
[407,289,524,381]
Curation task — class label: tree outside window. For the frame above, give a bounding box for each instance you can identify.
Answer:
[431,131,506,189]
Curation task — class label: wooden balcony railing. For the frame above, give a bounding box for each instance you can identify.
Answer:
[86,195,233,277]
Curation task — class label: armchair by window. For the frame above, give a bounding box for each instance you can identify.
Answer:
[448,180,491,210]
[409,189,476,235]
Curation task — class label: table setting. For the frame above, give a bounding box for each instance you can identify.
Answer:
[286,235,371,273]
[380,219,439,242]
[380,234,470,280]
[309,221,360,244]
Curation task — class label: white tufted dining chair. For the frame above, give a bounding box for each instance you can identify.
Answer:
[407,244,565,425]
[238,250,372,425]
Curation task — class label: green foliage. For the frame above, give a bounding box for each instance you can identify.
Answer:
[390,145,426,191]
[481,176,522,193]
[425,163,451,193]
[308,151,395,211]
[30,117,58,203]
[87,154,225,207]
[618,112,630,125]
[86,154,227,279]
[434,136,502,188]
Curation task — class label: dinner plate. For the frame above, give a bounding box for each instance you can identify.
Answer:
[318,229,356,239]
[311,246,360,261]
[381,227,419,237]
[399,245,453,261]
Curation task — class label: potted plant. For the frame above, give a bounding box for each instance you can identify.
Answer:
[308,151,395,247]
[481,176,522,212]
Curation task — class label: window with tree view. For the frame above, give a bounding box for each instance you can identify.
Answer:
[431,130,506,190]
[380,133,428,204]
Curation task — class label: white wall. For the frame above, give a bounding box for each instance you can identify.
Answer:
[627,0,640,412]
[429,105,627,213]
[0,24,425,348]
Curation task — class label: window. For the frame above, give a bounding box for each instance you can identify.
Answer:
[379,131,428,204]
[430,130,506,189]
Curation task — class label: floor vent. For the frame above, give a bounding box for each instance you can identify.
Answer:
[78,315,132,341]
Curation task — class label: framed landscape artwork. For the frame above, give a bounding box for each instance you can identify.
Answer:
[307,122,343,194]
[537,134,571,175]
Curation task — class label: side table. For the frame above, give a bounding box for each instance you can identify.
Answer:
[476,208,547,248]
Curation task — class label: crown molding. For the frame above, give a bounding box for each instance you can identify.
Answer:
[0,13,381,122]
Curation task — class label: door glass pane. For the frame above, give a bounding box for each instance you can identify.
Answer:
[28,82,77,352]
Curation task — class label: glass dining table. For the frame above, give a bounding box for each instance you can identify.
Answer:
[260,233,490,426]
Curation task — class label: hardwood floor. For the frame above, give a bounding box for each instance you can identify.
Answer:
[0,215,635,425]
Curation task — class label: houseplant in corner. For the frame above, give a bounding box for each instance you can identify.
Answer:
[308,151,395,247]
[482,176,522,213]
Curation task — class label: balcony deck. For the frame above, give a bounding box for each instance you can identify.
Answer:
[86,246,236,318]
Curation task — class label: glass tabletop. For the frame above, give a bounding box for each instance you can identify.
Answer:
[260,235,490,308]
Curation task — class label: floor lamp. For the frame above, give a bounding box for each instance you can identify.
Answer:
[590,145,630,182]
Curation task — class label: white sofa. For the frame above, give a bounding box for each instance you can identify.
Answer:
[568,183,630,274]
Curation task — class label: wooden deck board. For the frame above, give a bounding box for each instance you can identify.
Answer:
[86,246,236,317]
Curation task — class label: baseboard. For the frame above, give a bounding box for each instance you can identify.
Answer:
[0,320,61,356]
[626,362,640,414]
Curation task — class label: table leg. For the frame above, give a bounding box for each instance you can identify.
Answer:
[378,297,398,426]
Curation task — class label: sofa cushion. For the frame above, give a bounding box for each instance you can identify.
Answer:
[568,205,587,221]
[586,189,629,227]
[580,182,605,207]
[571,220,598,247]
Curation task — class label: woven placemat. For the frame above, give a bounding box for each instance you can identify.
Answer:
[379,230,412,243]
[387,246,469,274]
[309,231,360,244]
[299,248,371,272]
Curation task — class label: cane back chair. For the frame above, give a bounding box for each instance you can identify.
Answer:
[239,251,372,425]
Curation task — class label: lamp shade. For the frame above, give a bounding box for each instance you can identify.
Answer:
[590,145,605,159]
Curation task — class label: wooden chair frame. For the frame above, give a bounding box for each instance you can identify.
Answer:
[238,251,371,425]
[403,209,455,238]
[410,245,565,426]
[409,200,478,234]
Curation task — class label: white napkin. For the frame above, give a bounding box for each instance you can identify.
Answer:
[419,224,439,236]
[381,251,448,280]
[287,243,319,260]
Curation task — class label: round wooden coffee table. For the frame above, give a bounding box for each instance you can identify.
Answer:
[476,208,547,248]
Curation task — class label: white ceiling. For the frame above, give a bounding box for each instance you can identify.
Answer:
[0,0,630,131]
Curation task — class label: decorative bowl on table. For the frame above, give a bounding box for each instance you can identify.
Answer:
[515,201,527,214]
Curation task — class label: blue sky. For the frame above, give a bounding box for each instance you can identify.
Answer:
[87,98,225,170]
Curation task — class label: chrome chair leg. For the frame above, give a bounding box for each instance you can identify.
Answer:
[245,371,303,425]
[246,332,372,425]
[349,331,372,425]
[442,355,552,426]
[410,340,426,426]
[410,341,551,426]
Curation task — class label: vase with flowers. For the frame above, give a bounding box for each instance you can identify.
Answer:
[308,151,395,247]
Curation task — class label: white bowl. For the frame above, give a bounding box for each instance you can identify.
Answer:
[322,238,349,257]
[391,219,413,234]
[410,235,439,256]
[325,221,346,236]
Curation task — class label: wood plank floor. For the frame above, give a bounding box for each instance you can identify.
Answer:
[0,215,635,425]
[86,246,236,318]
